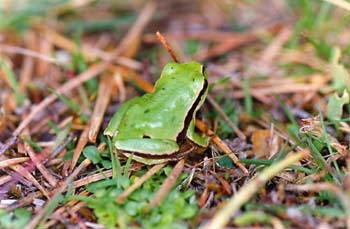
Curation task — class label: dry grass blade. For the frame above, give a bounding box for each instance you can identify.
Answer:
[114,1,156,58]
[25,143,106,229]
[209,65,272,104]
[10,164,50,199]
[232,83,324,98]
[324,0,350,11]
[70,122,91,172]
[194,33,257,61]
[204,150,309,229]
[145,159,185,212]
[43,27,142,69]
[117,163,166,203]
[45,191,89,228]
[108,65,154,93]
[13,62,107,137]
[209,171,232,195]
[285,182,350,227]
[72,169,113,189]
[37,35,52,76]
[0,157,29,169]
[6,191,42,211]
[260,27,293,63]
[0,175,12,186]
[88,74,112,142]
[19,55,34,93]
[0,44,59,64]
[281,49,329,71]
[24,142,58,187]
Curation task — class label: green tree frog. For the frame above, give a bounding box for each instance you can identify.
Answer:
[104,61,209,164]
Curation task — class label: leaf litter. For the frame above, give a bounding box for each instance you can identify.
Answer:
[1,0,350,228]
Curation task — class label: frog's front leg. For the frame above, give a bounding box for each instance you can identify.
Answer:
[104,98,140,137]
[186,119,209,147]
[115,138,179,156]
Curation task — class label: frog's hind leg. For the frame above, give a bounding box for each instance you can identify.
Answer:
[115,138,179,156]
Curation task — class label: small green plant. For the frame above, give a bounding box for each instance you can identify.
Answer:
[0,208,31,229]
[71,167,198,228]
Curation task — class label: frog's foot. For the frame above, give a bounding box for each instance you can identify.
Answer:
[186,120,209,147]
[115,139,179,156]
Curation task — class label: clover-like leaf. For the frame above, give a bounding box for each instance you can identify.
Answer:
[83,145,102,164]
[330,47,350,93]
[326,90,349,120]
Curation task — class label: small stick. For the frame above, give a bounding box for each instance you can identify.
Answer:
[196,120,248,173]
[89,74,112,142]
[156,31,179,63]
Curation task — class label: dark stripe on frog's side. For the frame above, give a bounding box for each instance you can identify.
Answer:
[176,77,208,143]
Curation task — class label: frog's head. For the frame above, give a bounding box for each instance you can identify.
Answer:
[161,61,207,81]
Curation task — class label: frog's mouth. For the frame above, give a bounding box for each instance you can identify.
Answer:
[176,78,208,142]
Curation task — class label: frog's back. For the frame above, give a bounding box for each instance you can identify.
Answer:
[118,62,206,140]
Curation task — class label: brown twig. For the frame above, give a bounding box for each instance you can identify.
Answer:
[156,31,179,63]
[145,159,185,211]
[196,120,248,173]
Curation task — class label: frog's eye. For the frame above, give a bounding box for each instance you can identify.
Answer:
[201,65,206,75]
